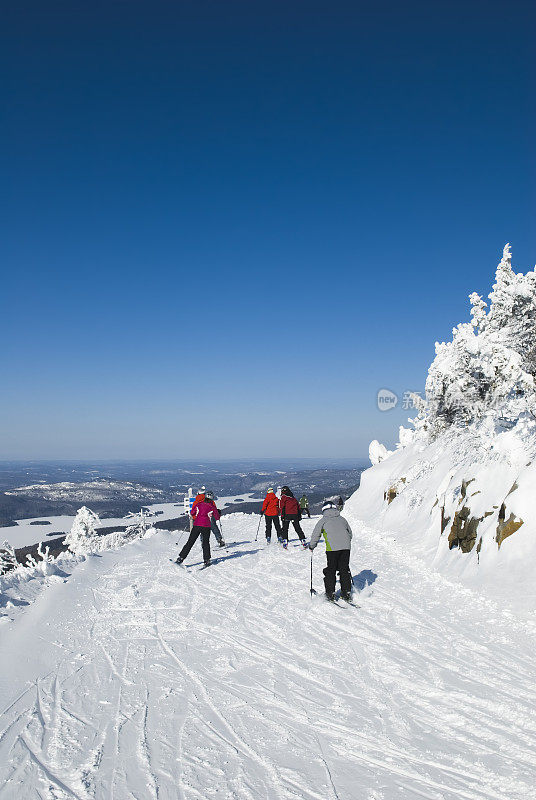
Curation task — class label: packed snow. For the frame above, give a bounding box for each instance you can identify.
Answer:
[1,511,536,799]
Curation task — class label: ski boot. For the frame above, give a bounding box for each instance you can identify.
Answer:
[266,536,271,544]
[175,557,184,565]
[218,540,226,548]
[282,540,288,549]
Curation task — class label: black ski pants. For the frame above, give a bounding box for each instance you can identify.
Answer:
[323,549,352,596]
[179,525,211,563]
[265,514,282,539]
[281,514,305,541]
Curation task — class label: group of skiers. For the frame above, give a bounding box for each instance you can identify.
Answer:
[261,486,307,546]
[175,484,354,601]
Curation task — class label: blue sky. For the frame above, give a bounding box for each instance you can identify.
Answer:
[2,0,535,460]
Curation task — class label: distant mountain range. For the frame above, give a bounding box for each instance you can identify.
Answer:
[0,459,366,526]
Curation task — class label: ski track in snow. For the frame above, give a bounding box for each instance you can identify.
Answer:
[1,515,536,799]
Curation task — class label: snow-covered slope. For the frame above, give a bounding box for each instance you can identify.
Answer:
[350,246,536,614]
[1,513,536,799]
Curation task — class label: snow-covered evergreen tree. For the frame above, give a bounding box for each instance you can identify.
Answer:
[409,245,536,442]
[65,506,100,555]
[0,540,18,575]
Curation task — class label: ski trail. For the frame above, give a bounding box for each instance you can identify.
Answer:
[314,732,341,800]
[19,733,86,800]
[1,523,536,799]
[155,616,287,800]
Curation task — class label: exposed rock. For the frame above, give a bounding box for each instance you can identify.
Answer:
[448,506,482,552]
[386,487,397,504]
[496,513,524,548]
[460,479,475,500]
[385,477,406,504]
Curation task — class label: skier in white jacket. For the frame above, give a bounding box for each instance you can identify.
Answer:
[308,500,353,601]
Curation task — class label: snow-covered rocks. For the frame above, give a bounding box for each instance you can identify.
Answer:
[350,246,536,613]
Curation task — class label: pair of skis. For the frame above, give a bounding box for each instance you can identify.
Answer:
[170,557,221,572]
[328,597,361,609]
[310,588,360,609]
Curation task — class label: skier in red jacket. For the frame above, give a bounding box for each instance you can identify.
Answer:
[280,486,307,548]
[261,488,282,544]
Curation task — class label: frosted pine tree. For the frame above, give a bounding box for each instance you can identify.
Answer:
[65,506,100,555]
[409,245,536,442]
[0,540,18,575]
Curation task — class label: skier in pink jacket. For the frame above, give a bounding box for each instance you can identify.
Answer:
[176,500,220,567]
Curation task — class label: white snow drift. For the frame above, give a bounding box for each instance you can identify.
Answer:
[350,245,536,614]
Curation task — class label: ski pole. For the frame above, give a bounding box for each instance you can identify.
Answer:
[254,514,262,542]
[349,558,358,596]
[310,550,316,596]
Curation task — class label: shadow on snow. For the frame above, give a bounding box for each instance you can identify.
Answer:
[352,569,378,591]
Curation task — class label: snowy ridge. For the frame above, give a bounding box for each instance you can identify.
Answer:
[1,512,536,798]
[353,246,536,614]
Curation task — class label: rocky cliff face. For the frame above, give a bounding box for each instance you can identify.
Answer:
[348,247,536,614]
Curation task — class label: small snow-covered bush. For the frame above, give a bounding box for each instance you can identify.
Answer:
[25,542,57,576]
[369,440,392,465]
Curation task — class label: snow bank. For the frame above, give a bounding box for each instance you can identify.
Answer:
[1,510,157,623]
[348,246,536,615]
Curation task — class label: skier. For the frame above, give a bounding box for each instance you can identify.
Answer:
[308,500,353,602]
[299,494,311,518]
[176,496,220,567]
[205,490,226,548]
[261,487,282,543]
[280,486,307,548]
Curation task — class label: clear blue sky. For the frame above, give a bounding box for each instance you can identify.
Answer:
[2,0,535,460]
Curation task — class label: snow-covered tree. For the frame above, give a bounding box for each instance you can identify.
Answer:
[0,540,18,575]
[124,508,148,541]
[64,506,100,555]
[409,245,536,441]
